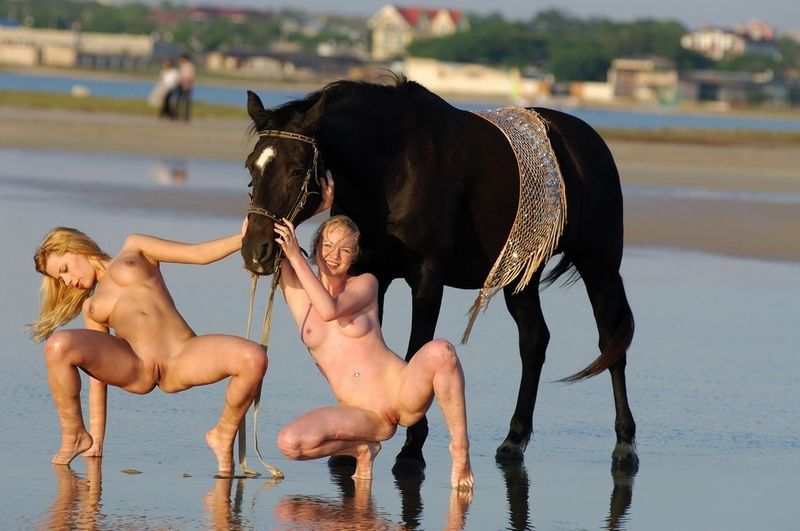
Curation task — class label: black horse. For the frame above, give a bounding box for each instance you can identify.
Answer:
[241,76,637,471]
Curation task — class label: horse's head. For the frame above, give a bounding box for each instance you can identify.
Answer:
[241,90,326,275]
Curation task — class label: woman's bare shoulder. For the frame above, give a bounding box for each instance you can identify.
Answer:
[347,272,378,287]
[118,234,159,265]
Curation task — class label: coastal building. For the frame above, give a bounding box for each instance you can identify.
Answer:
[0,26,155,69]
[607,57,679,104]
[148,6,275,26]
[680,70,788,107]
[400,57,550,102]
[368,5,469,60]
[206,48,362,81]
[681,21,780,61]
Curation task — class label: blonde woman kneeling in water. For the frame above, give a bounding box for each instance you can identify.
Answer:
[30,222,266,476]
[274,215,474,490]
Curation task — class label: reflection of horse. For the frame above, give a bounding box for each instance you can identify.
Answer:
[241,76,637,470]
[495,461,635,530]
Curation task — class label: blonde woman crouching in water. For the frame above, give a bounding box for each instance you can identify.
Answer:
[29,222,267,476]
[274,215,474,491]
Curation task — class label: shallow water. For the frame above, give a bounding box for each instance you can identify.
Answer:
[4,70,800,131]
[0,149,798,529]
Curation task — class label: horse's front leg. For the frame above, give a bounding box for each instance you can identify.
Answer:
[497,275,548,460]
[393,268,444,474]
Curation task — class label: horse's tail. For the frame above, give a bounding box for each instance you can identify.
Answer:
[541,253,581,289]
[559,277,635,383]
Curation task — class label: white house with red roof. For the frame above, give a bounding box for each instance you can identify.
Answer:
[368,4,469,60]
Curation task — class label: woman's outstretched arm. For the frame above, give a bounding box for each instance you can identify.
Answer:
[122,218,247,265]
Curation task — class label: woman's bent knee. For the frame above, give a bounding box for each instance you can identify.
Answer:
[423,338,459,369]
[277,427,303,460]
[241,343,267,377]
[44,331,77,364]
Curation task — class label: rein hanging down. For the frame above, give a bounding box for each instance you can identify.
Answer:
[237,128,322,479]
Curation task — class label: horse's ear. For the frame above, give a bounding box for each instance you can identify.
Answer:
[247,90,268,125]
[303,92,327,130]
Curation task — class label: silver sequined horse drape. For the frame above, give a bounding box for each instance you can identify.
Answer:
[463,107,567,342]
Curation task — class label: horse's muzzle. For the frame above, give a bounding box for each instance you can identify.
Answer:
[241,239,278,276]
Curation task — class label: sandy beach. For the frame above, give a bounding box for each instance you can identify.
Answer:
[2,106,799,261]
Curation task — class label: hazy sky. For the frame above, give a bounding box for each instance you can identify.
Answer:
[158,1,797,32]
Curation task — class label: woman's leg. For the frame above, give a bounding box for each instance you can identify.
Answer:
[393,338,474,490]
[158,334,267,474]
[277,406,396,480]
[44,329,155,465]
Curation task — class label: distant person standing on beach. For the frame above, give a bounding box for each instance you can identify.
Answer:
[149,58,179,119]
[176,53,196,122]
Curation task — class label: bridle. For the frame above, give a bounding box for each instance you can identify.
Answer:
[246,129,321,224]
[236,128,323,481]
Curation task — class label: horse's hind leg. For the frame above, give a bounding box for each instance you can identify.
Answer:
[573,254,638,471]
[496,272,548,460]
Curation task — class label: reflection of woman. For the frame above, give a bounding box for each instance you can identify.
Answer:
[273,208,474,490]
[273,464,472,528]
[42,461,102,530]
[29,223,267,475]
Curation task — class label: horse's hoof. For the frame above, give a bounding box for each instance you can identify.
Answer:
[611,441,639,473]
[495,445,524,462]
[392,446,426,477]
[328,455,357,470]
[392,457,426,478]
[495,433,529,462]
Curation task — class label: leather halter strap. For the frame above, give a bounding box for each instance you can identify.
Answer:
[246,129,320,223]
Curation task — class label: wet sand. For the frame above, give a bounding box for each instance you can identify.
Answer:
[2,106,799,261]
[2,109,798,529]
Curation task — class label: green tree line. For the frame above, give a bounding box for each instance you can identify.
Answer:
[3,2,798,83]
[408,10,715,81]
[409,10,800,82]
[0,1,361,53]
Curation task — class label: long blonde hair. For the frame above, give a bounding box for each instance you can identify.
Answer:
[28,227,110,343]
[311,215,361,265]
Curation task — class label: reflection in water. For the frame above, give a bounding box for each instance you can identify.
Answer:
[393,469,424,528]
[203,475,280,529]
[152,158,188,185]
[497,460,532,530]
[273,465,472,530]
[40,459,103,530]
[273,481,391,530]
[605,468,635,531]
[496,461,635,530]
[203,477,247,529]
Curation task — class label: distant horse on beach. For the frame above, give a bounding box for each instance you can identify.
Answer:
[240,76,638,471]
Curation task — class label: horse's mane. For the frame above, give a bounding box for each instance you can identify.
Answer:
[279,73,444,118]
[248,73,452,138]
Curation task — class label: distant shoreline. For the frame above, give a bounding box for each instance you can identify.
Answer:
[2,105,799,262]
[5,65,800,123]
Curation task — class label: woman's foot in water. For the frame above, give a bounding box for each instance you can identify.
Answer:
[206,427,235,476]
[52,429,93,465]
[352,442,381,481]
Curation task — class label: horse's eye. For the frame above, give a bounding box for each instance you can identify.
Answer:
[292,169,305,177]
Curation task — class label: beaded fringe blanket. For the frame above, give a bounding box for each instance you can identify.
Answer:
[462,107,567,343]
